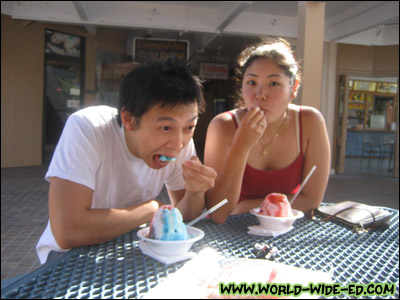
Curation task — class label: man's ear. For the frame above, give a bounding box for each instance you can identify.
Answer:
[121,109,135,131]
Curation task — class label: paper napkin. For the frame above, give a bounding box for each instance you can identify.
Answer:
[138,240,196,264]
[247,225,293,237]
[144,247,332,299]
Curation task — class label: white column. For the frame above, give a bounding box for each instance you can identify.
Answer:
[322,42,338,175]
[297,1,325,110]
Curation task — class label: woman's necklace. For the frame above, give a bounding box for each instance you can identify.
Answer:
[259,115,288,156]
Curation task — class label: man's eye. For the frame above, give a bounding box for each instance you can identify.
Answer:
[187,126,196,131]
[160,126,171,131]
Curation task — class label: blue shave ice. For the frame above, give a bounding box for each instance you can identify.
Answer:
[159,155,176,162]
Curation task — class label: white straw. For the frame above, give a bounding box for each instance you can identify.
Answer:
[187,199,228,227]
[290,165,317,205]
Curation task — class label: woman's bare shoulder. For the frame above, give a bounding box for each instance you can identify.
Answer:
[208,109,238,131]
[293,104,327,142]
[292,104,325,123]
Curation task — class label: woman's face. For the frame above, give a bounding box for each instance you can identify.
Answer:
[241,58,298,124]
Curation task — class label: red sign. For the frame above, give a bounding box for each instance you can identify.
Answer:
[199,63,229,79]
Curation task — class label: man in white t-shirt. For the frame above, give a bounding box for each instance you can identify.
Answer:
[36,58,217,264]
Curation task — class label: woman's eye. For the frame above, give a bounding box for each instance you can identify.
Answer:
[270,81,280,87]
[246,80,256,85]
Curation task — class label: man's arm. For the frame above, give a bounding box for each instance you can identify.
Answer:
[49,177,161,249]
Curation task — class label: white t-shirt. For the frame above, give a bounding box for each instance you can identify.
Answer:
[36,105,196,264]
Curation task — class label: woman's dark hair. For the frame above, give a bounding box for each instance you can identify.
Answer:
[118,57,205,126]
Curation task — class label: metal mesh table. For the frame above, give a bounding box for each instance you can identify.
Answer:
[2,207,398,299]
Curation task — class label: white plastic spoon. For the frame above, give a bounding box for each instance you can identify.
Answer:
[290,165,317,205]
[187,199,228,227]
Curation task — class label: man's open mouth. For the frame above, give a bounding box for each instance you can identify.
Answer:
[153,154,176,166]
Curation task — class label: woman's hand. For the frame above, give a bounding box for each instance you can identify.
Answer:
[233,107,266,153]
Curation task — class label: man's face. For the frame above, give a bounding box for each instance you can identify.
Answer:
[123,102,199,169]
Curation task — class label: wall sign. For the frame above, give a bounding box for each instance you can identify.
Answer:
[45,29,82,57]
[199,63,229,79]
[133,38,189,62]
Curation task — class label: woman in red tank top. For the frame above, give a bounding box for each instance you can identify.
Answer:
[204,38,331,224]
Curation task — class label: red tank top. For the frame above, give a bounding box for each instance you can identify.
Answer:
[227,109,304,201]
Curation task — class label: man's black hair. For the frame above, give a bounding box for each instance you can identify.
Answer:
[117,57,205,127]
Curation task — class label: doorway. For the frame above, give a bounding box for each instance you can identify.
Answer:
[335,75,398,177]
[43,29,85,163]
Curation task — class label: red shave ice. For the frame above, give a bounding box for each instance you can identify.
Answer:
[259,193,294,217]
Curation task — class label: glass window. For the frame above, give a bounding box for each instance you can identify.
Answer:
[353,80,376,92]
[376,82,397,94]
[348,78,397,131]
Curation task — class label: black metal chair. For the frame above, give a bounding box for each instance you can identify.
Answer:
[379,135,395,172]
[360,134,381,170]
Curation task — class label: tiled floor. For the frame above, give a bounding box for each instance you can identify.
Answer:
[1,158,399,281]
[1,165,49,281]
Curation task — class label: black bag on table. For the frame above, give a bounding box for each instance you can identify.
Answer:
[311,201,391,233]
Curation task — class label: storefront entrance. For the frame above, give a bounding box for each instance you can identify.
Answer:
[43,29,85,163]
[335,75,399,177]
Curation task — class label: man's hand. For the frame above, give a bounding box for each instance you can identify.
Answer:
[182,156,217,193]
[168,156,217,221]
